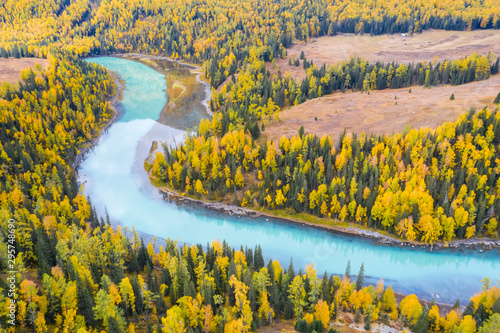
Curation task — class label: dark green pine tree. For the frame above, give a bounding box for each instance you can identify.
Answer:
[492,58,500,75]
[298,126,305,138]
[245,247,254,267]
[36,249,51,280]
[287,259,295,280]
[364,311,372,331]
[295,318,308,332]
[354,310,361,323]
[494,92,500,104]
[137,240,149,272]
[345,260,351,279]
[105,207,112,226]
[267,259,275,283]
[76,276,95,327]
[412,308,430,333]
[213,264,222,292]
[11,44,20,58]
[127,247,140,273]
[0,47,8,58]
[332,298,338,320]
[269,282,280,314]
[254,245,265,270]
[304,274,311,297]
[321,271,329,300]
[228,259,237,306]
[475,303,489,327]
[244,270,257,312]
[109,249,125,283]
[463,300,475,317]
[107,316,123,333]
[356,263,365,291]
[130,276,144,315]
[492,297,500,314]
[284,299,294,319]
[161,268,171,292]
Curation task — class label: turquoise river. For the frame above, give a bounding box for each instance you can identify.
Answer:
[80,57,500,304]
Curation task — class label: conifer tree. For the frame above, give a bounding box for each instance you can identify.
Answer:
[345,260,351,280]
[356,263,365,291]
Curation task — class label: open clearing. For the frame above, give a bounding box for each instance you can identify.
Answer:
[263,75,500,143]
[0,58,49,85]
[277,30,500,80]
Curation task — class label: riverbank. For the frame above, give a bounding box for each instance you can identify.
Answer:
[72,70,124,169]
[149,176,500,252]
[104,53,499,252]
[149,184,479,308]
[195,71,213,116]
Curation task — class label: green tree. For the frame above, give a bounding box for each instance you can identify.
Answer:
[413,308,430,333]
[356,263,364,291]
[479,314,500,333]
[494,92,500,104]
[345,260,351,280]
[298,126,305,138]
[288,275,306,317]
[93,289,115,327]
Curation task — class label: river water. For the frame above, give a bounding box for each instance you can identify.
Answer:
[80,56,500,304]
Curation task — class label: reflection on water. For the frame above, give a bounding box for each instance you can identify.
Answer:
[82,57,500,304]
[94,58,167,122]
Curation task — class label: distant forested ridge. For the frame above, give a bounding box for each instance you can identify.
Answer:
[1,0,500,88]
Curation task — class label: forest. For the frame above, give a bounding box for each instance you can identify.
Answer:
[153,108,500,244]
[207,53,500,140]
[1,0,500,332]
[0,58,499,331]
[2,0,500,87]
[2,60,495,333]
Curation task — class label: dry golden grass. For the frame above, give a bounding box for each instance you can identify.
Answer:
[172,81,186,98]
[277,30,500,80]
[0,58,49,85]
[263,75,500,143]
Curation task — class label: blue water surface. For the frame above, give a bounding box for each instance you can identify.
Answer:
[81,57,500,304]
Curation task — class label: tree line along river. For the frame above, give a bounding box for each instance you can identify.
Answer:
[79,56,500,304]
